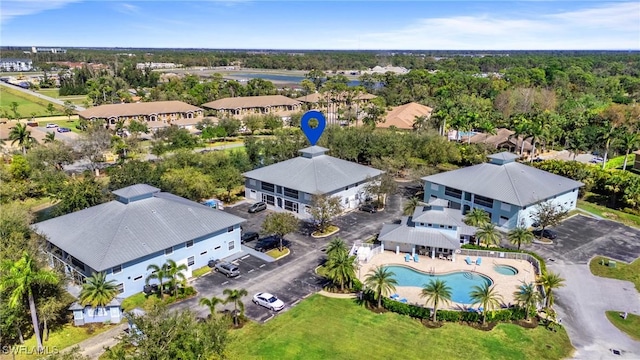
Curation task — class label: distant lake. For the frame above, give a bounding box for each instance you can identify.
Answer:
[225,72,361,87]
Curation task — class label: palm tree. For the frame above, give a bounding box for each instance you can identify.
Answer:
[0,252,59,352]
[199,296,224,318]
[464,208,490,227]
[325,237,348,258]
[469,283,503,325]
[619,131,639,171]
[146,263,169,297]
[223,288,248,326]
[364,265,398,308]
[421,279,452,322]
[403,197,421,216]
[164,259,188,297]
[79,272,118,315]
[44,132,56,143]
[513,282,541,320]
[9,123,36,154]
[475,222,501,248]
[539,272,565,310]
[325,251,357,291]
[507,227,534,250]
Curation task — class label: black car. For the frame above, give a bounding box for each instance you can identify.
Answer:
[241,231,260,243]
[533,229,557,240]
[359,204,377,213]
[248,202,267,213]
[254,236,291,252]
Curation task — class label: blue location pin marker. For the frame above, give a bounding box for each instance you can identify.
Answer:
[300,110,326,146]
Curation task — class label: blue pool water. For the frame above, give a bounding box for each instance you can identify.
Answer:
[384,265,493,304]
[494,264,518,276]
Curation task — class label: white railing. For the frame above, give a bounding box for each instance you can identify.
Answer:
[458,249,542,276]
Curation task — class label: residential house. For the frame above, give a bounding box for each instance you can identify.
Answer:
[78,101,204,130]
[201,95,302,119]
[32,184,246,298]
[454,128,533,157]
[422,152,584,230]
[377,102,433,130]
[242,146,383,218]
[0,58,33,72]
[296,91,376,124]
[378,198,476,261]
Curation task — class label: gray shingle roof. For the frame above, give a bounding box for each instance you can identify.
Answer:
[411,206,476,236]
[379,217,460,249]
[32,187,245,271]
[243,150,383,195]
[422,156,583,207]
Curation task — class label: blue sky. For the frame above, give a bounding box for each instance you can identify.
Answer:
[2,1,639,50]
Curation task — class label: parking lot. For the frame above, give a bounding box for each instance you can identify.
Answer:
[528,214,640,264]
[171,185,406,322]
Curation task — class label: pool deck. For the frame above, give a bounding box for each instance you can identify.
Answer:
[359,251,536,309]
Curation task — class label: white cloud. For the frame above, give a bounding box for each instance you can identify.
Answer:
[1,0,80,22]
[115,3,140,15]
[354,2,640,50]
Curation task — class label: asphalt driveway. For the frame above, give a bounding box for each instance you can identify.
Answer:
[529,214,640,264]
[526,214,640,359]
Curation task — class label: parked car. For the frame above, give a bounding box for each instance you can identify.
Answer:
[254,236,290,252]
[143,283,159,295]
[46,123,58,128]
[57,127,71,133]
[359,204,377,213]
[212,261,240,277]
[241,231,260,244]
[590,157,604,164]
[248,202,267,213]
[533,229,558,240]
[252,292,285,311]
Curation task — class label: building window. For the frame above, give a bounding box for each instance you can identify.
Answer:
[188,256,195,266]
[499,216,508,226]
[112,265,122,274]
[444,187,462,199]
[430,183,439,191]
[228,226,234,233]
[214,246,221,250]
[165,247,173,256]
[228,242,235,251]
[186,240,194,248]
[284,200,298,212]
[283,187,299,199]
[447,225,453,229]
[116,283,124,294]
[473,195,494,208]
[249,179,256,186]
[261,182,275,192]
[133,275,143,281]
[200,251,207,255]
[427,223,432,227]
[500,203,511,212]
[262,194,275,205]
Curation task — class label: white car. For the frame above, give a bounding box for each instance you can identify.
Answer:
[252,292,285,311]
[46,123,58,128]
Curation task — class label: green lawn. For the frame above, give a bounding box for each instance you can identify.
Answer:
[589,256,640,292]
[37,118,82,133]
[35,88,89,106]
[0,87,62,117]
[13,323,114,360]
[604,154,636,170]
[577,200,640,228]
[605,311,640,341]
[228,295,574,360]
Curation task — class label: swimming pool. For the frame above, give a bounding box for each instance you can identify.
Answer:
[384,265,493,304]
[494,264,518,276]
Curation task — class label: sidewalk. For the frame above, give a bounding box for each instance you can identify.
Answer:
[73,323,128,359]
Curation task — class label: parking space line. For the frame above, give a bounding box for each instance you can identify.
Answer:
[247,269,255,273]
[259,264,266,268]
[241,255,250,260]
[221,281,229,286]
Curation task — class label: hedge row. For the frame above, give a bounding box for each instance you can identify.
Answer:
[365,291,528,323]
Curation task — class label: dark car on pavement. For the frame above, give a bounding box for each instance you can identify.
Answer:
[57,127,71,133]
[533,229,557,240]
[254,236,291,252]
[241,231,260,243]
[359,204,377,213]
[248,202,267,213]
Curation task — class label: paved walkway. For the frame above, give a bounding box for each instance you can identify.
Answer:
[71,323,128,359]
[318,290,356,299]
[551,263,640,359]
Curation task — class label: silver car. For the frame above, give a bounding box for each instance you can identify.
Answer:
[213,261,240,277]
